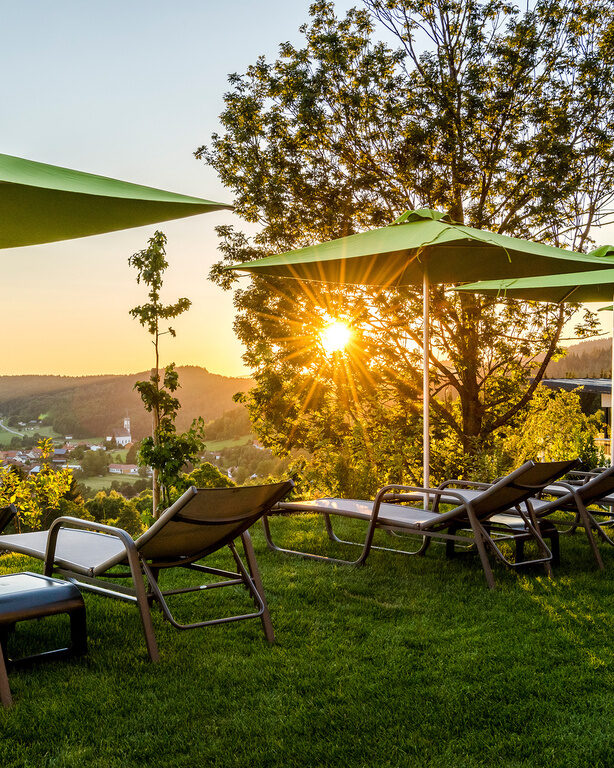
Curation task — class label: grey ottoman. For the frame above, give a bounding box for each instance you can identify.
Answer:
[0,572,87,707]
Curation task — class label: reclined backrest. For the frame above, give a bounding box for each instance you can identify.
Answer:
[136,481,294,562]
[0,505,16,535]
[430,459,579,527]
[574,465,614,505]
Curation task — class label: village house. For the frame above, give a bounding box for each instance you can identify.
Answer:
[52,448,67,466]
[108,463,139,476]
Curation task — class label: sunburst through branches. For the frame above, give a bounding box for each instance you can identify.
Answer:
[319,318,352,355]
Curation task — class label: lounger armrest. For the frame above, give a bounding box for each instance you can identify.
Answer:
[375,485,470,513]
[437,479,492,491]
[542,481,578,496]
[44,516,138,577]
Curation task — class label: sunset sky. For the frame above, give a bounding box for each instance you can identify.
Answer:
[2,0,613,378]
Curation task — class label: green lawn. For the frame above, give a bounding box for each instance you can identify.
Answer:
[206,434,255,451]
[107,449,129,463]
[0,422,63,448]
[80,474,144,493]
[1,517,614,767]
[0,430,19,448]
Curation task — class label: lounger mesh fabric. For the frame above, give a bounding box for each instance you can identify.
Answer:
[138,484,290,560]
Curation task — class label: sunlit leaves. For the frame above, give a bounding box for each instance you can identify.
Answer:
[0,438,73,531]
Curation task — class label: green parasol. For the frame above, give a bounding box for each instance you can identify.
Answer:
[456,247,614,459]
[227,210,614,485]
[0,152,232,248]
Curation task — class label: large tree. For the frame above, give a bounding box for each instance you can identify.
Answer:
[199,0,614,491]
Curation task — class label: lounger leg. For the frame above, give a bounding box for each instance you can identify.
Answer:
[146,567,160,608]
[0,643,11,708]
[69,605,88,657]
[446,524,458,558]
[576,500,605,570]
[541,524,560,567]
[515,538,525,564]
[323,514,336,542]
[240,532,275,644]
[126,551,160,662]
[466,510,495,590]
[261,515,276,550]
[527,503,552,578]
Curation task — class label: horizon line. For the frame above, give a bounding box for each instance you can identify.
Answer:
[0,365,253,380]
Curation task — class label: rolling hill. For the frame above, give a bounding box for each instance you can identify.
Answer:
[546,338,612,379]
[0,367,254,440]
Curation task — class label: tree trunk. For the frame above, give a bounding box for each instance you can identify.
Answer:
[152,363,161,518]
[457,291,483,455]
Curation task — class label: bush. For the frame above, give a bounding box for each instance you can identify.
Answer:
[175,462,235,492]
[85,491,145,536]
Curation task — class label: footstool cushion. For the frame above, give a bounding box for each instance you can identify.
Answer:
[0,572,87,708]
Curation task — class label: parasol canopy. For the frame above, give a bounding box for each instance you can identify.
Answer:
[227,210,614,485]
[227,209,613,286]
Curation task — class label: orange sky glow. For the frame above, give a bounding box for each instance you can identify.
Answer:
[2,1,613,379]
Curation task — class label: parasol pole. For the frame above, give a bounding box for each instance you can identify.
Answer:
[423,269,430,488]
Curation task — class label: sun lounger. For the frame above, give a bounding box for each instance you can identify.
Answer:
[438,464,614,568]
[266,461,576,588]
[0,482,293,661]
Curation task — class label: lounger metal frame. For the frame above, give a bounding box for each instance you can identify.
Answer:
[435,478,563,563]
[43,517,273,662]
[527,478,614,570]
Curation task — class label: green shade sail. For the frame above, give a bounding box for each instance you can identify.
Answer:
[226,209,613,285]
[0,153,232,248]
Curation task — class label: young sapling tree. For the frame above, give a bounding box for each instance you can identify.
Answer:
[129,231,205,515]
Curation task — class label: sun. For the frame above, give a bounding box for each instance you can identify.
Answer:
[319,319,352,354]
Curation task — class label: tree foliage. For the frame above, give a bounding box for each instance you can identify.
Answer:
[200,0,614,490]
[79,448,110,477]
[502,386,605,469]
[85,490,145,537]
[175,462,235,493]
[0,439,73,531]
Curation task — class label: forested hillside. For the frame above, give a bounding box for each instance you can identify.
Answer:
[0,367,253,439]
[3,339,609,443]
[546,339,611,378]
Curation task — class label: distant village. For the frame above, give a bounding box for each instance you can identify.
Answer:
[0,416,150,479]
[0,409,285,488]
